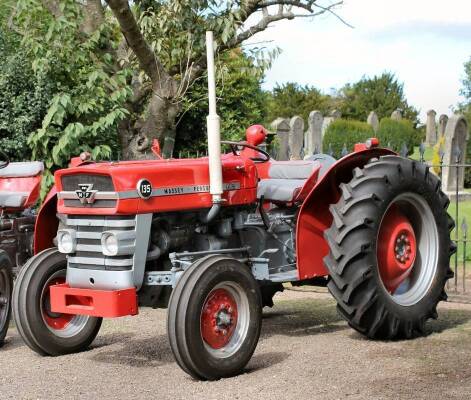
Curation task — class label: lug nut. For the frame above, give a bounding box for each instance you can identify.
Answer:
[222,329,227,335]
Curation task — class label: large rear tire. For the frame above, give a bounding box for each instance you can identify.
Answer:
[0,251,13,346]
[167,256,262,380]
[12,248,102,355]
[324,156,455,339]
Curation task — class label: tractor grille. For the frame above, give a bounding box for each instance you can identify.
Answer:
[66,215,136,271]
[61,174,116,208]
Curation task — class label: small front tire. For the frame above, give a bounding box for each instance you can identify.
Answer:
[0,251,13,346]
[12,248,102,355]
[167,256,262,380]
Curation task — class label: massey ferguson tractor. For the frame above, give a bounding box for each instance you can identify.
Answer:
[13,32,454,380]
[0,153,43,346]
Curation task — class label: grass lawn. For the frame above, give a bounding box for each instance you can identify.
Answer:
[410,145,434,162]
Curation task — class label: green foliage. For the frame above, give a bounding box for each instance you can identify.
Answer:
[175,50,266,154]
[457,57,471,187]
[264,82,333,124]
[16,0,132,195]
[323,119,374,158]
[0,22,56,161]
[377,118,418,154]
[338,72,419,124]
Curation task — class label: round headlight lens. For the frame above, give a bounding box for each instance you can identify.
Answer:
[102,233,119,256]
[58,230,75,254]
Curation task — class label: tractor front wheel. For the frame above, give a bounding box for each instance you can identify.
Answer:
[324,156,455,339]
[167,256,262,380]
[12,248,102,355]
[0,251,13,346]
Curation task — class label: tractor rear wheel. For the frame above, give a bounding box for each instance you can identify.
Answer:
[0,251,13,346]
[324,156,455,339]
[167,256,262,380]
[12,248,102,355]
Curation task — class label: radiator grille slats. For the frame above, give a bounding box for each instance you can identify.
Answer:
[66,215,136,271]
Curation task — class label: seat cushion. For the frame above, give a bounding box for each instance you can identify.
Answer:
[257,179,305,202]
[0,161,44,178]
[269,161,318,179]
[0,192,28,208]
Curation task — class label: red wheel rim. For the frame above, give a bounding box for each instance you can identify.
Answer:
[42,277,73,331]
[201,288,238,350]
[377,204,417,294]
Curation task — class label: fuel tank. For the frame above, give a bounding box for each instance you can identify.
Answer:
[55,154,258,215]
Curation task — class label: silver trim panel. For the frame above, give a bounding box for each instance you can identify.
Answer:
[58,182,241,202]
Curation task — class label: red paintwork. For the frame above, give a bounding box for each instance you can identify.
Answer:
[295,148,396,280]
[377,205,417,293]
[55,154,258,215]
[0,174,41,211]
[33,187,58,254]
[50,284,138,318]
[42,276,74,330]
[353,137,380,152]
[200,288,238,349]
[245,125,267,146]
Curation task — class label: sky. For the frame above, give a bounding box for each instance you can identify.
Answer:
[245,0,471,122]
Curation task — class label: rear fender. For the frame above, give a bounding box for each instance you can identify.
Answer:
[296,148,395,280]
[33,186,58,254]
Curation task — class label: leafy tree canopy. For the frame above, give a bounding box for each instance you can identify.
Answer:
[337,72,419,124]
[264,82,333,124]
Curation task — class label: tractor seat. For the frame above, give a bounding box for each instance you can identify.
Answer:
[0,161,44,178]
[0,193,30,208]
[257,154,336,202]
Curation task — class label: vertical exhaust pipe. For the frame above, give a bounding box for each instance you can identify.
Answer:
[206,31,223,204]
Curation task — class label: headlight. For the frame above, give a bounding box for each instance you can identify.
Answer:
[101,232,119,256]
[57,229,76,254]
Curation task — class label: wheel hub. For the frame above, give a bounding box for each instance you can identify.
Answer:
[201,288,238,349]
[377,205,417,293]
[42,277,74,331]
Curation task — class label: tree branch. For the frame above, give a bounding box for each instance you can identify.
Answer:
[105,0,169,87]
[227,1,344,48]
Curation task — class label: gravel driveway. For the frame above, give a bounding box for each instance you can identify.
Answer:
[1,288,471,400]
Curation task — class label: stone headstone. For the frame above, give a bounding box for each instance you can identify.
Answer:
[289,116,304,160]
[367,111,379,133]
[391,109,402,121]
[442,115,469,193]
[439,114,449,137]
[425,109,437,146]
[304,111,324,155]
[321,110,341,139]
[271,118,290,161]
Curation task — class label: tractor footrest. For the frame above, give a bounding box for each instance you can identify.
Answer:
[50,284,138,318]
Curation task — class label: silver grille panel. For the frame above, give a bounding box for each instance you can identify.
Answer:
[64,214,152,290]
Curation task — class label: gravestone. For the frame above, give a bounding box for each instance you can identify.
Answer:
[271,118,290,161]
[304,111,324,155]
[391,109,402,121]
[289,116,304,160]
[321,110,341,138]
[439,114,449,137]
[425,109,437,145]
[367,111,379,133]
[441,115,469,194]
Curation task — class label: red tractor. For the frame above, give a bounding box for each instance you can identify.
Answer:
[0,153,43,346]
[13,33,454,380]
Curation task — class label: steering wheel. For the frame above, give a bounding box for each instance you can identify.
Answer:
[0,150,10,170]
[221,141,270,163]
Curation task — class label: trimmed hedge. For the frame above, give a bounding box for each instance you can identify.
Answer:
[377,118,419,154]
[323,119,374,158]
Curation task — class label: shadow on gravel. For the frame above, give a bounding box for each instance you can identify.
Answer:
[261,298,347,338]
[244,351,290,374]
[91,334,174,368]
[0,335,24,352]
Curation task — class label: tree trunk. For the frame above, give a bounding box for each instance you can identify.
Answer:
[119,90,180,160]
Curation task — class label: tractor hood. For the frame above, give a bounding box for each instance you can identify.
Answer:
[55,155,258,215]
